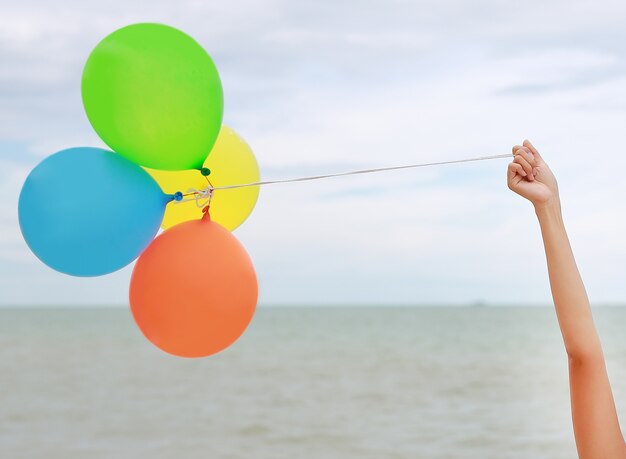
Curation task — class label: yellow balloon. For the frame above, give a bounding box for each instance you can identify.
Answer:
[147,126,260,231]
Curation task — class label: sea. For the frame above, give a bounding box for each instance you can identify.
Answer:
[2,306,626,459]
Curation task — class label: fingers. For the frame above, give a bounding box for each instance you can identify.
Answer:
[507,162,526,179]
[512,144,536,161]
[523,139,541,158]
[513,146,536,180]
[509,139,543,187]
[516,147,536,167]
[513,155,534,180]
[515,140,542,161]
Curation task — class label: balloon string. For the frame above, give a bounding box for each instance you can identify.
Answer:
[175,152,513,202]
[180,187,214,208]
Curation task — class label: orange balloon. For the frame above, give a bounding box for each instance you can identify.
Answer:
[129,210,258,357]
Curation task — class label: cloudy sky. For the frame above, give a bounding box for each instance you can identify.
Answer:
[1,0,626,306]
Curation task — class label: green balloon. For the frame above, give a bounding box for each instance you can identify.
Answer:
[82,23,223,171]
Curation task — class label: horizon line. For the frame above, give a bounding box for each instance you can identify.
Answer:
[1,303,626,309]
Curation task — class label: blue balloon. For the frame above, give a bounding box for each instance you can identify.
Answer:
[19,147,172,276]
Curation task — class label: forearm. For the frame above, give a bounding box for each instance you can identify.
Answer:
[509,142,625,457]
[536,201,602,361]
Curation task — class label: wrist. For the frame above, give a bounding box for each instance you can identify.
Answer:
[534,197,562,223]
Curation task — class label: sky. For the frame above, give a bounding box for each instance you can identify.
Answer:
[1,0,626,306]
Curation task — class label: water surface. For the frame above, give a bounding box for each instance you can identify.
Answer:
[2,306,626,458]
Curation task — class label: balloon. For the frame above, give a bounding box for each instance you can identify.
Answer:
[129,211,258,357]
[147,125,260,231]
[81,23,223,171]
[18,147,170,276]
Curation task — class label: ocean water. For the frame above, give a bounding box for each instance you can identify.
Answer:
[2,306,626,459]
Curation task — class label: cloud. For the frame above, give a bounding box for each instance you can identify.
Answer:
[1,0,626,305]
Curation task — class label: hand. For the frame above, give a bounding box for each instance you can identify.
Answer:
[507,140,559,209]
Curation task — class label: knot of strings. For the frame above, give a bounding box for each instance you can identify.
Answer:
[174,152,513,206]
[178,187,215,208]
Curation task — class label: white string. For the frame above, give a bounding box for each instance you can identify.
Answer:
[174,152,513,201]
[179,187,214,207]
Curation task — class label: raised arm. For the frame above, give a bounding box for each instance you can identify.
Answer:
[507,140,626,459]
